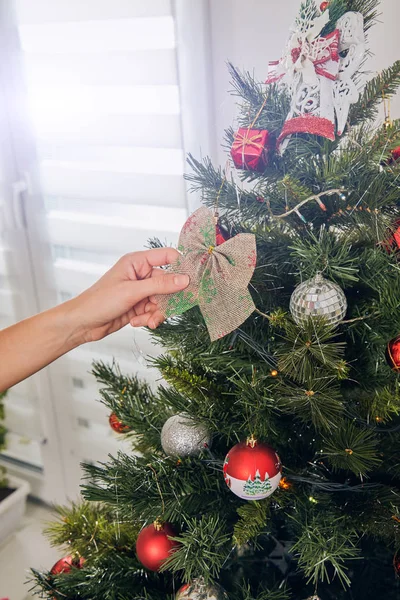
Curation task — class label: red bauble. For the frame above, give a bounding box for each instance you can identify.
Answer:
[230,127,270,171]
[109,412,129,433]
[383,146,400,167]
[136,522,180,571]
[394,553,400,577]
[386,335,400,372]
[215,224,228,246]
[320,1,330,10]
[380,218,400,254]
[50,555,85,575]
[392,146,400,162]
[393,224,400,251]
[223,438,281,501]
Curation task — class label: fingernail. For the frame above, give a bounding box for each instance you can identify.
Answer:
[174,274,189,287]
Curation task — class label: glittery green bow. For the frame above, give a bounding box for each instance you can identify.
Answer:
[156,207,257,341]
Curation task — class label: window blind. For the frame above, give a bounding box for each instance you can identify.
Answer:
[13,0,189,492]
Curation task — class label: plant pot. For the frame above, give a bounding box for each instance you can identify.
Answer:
[0,475,30,546]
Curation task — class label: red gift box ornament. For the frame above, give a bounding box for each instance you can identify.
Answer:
[231,127,270,172]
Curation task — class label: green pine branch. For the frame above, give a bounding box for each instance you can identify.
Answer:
[277,319,347,383]
[349,62,400,125]
[44,501,140,558]
[276,376,344,431]
[162,515,231,583]
[291,515,361,588]
[321,422,381,476]
[233,500,271,547]
[81,452,229,524]
[30,553,174,600]
[239,582,291,600]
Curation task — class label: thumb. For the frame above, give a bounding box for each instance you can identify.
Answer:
[131,273,190,303]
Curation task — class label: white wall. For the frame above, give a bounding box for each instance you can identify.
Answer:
[209,0,400,166]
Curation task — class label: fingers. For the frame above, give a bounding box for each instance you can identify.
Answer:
[132,297,148,317]
[130,301,161,328]
[147,268,166,304]
[131,272,189,303]
[140,247,180,267]
[130,313,153,328]
[148,310,164,329]
[130,309,165,329]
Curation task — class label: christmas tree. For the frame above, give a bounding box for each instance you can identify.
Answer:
[31,1,400,599]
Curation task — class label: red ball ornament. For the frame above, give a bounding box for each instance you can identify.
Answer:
[136,521,180,571]
[386,335,400,372]
[223,437,281,501]
[320,1,330,10]
[380,219,400,254]
[215,224,228,246]
[394,553,400,577]
[392,146,400,162]
[109,412,129,433]
[393,226,400,252]
[383,146,400,167]
[50,555,85,575]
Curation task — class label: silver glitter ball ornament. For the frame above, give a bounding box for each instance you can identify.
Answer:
[161,414,211,457]
[176,578,228,600]
[290,273,347,327]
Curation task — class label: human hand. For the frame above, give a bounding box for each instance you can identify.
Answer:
[68,248,188,343]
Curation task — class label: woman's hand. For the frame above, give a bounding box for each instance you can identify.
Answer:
[0,248,188,391]
[69,248,188,343]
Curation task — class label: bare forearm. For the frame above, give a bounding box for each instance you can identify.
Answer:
[0,249,189,393]
[0,300,83,392]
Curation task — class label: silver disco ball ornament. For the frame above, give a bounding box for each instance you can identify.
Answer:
[161,414,211,457]
[290,272,347,327]
[176,578,228,600]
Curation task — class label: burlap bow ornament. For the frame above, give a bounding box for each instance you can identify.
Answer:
[155,207,257,341]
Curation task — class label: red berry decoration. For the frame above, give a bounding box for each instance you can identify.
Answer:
[136,521,180,571]
[223,436,281,500]
[109,412,129,433]
[50,555,85,575]
[386,335,400,372]
[320,1,330,10]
